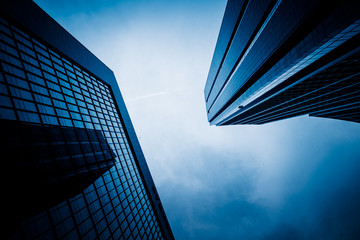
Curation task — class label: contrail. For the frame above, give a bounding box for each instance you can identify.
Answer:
[126,88,184,103]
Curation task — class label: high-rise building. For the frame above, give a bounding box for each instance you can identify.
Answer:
[204,0,360,125]
[0,1,174,239]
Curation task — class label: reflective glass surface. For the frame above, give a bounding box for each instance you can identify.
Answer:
[204,0,360,125]
[0,16,163,240]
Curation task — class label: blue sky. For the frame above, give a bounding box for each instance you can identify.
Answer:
[34,1,360,239]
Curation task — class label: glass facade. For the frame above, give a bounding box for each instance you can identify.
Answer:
[204,0,360,125]
[0,10,169,240]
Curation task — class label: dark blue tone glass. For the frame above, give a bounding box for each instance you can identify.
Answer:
[0,0,173,239]
[205,0,360,125]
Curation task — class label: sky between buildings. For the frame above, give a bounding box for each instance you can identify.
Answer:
[34,0,360,239]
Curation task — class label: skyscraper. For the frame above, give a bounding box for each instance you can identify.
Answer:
[0,0,174,239]
[204,0,360,125]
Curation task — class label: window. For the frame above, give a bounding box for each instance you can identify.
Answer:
[0,15,163,240]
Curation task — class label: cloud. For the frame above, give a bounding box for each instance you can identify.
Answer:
[262,165,360,240]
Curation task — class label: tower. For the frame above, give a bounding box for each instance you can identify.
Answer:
[205,0,360,125]
[0,0,174,239]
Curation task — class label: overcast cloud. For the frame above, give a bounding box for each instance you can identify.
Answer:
[35,0,360,239]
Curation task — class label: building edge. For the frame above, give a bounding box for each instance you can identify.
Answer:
[0,0,174,239]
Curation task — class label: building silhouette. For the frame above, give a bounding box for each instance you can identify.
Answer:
[204,0,360,125]
[0,0,174,239]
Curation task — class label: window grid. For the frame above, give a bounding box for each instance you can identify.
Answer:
[0,17,163,240]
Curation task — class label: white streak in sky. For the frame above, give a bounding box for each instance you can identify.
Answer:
[126,88,184,103]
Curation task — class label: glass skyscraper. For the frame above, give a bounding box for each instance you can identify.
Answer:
[0,0,173,239]
[204,0,360,125]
